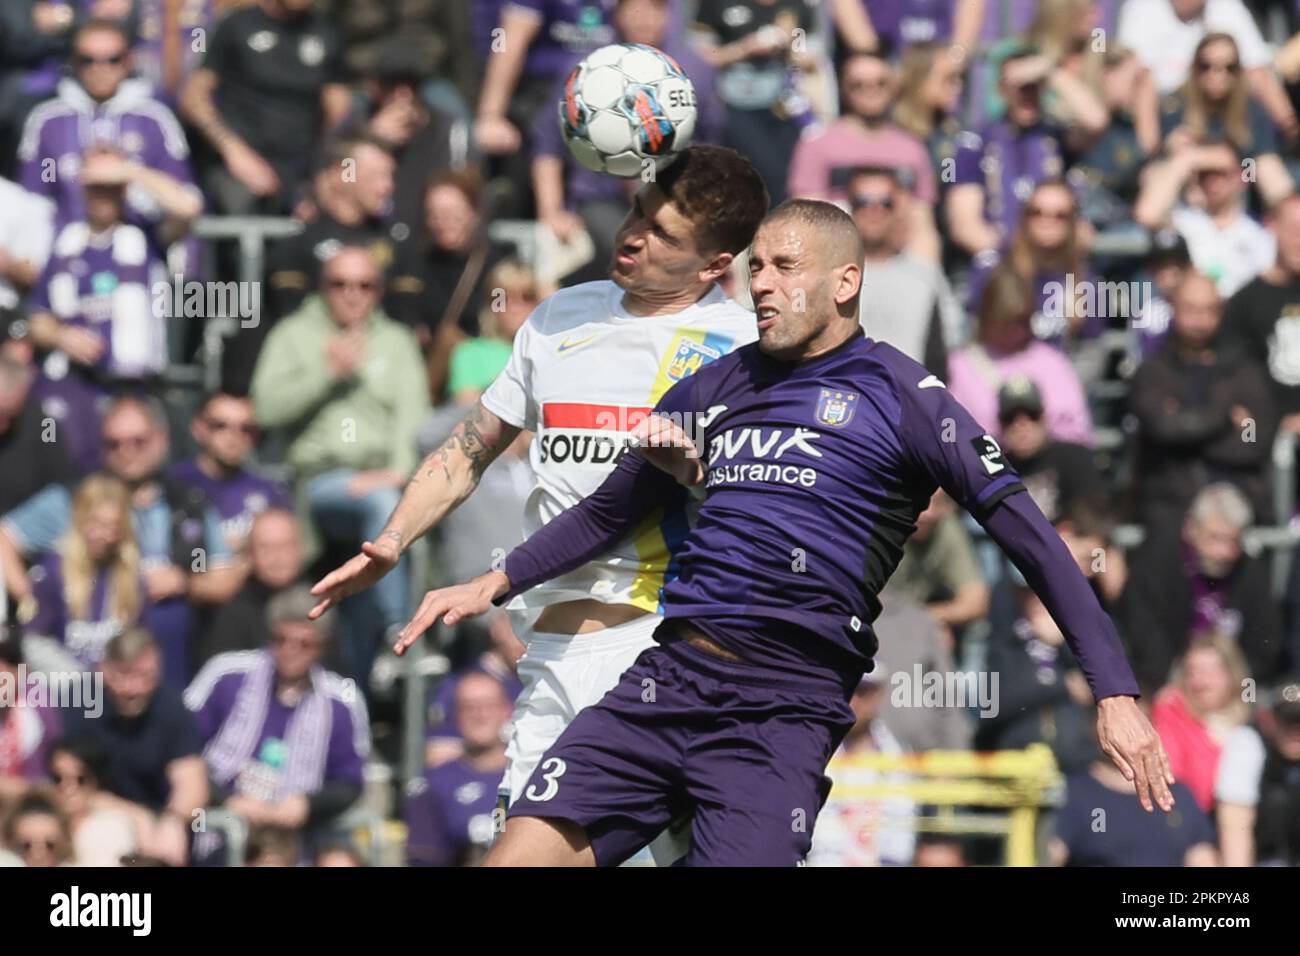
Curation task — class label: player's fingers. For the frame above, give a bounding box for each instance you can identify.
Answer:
[306,596,334,620]
[393,592,447,655]
[1129,748,1154,812]
[1146,747,1175,811]
[1101,736,1135,781]
[360,540,394,564]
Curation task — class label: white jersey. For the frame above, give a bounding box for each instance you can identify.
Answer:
[481,279,757,613]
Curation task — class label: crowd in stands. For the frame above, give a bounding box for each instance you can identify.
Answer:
[0,0,1299,867]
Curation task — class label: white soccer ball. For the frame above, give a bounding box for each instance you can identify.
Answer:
[559,43,698,178]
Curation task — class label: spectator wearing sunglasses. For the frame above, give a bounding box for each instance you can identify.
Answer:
[849,166,960,377]
[1158,33,1293,209]
[251,246,428,683]
[17,18,200,233]
[1136,138,1275,299]
[788,52,939,260]
[168,392,290,554]
[0,790,72,867]
[47,735,148,866]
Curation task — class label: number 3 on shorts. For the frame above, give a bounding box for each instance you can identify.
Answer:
[525,757,567,802]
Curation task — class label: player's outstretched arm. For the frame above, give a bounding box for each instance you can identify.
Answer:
[393,570,510,655]
[308,401,520,619]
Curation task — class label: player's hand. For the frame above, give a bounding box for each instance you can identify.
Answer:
[309,537,401,619]
[1096,695,1176,813]
[393,570,511,656]
[628,413,705,487]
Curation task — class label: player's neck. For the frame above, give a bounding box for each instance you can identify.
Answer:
[799,317,862,361]
[620,281,713,317]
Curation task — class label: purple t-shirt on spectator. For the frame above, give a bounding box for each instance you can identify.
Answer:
[404,758,502,866]
[953,121,1069,243]
[509,0,617,80]
[532,38,723,207]
[167,457,291,550]
[863,0,954,50]
[17,77,197,230]
[29,221,167,380]
[131,0,218,104]
[426,663,523,742]
[28,552,134,668]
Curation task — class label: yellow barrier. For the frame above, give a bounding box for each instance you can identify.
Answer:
[822,744,1064,866]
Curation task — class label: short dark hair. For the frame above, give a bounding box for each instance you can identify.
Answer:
[656,145,769,255]
[763,198,866,266]
[48,735,112,788]
[426,166,482,210]
[314,134,391,178]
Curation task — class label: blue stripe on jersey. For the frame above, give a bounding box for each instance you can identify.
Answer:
[656,501,694,614]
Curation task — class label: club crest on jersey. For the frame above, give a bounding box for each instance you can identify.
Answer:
[666,337,719,381]
[815,389,858,427]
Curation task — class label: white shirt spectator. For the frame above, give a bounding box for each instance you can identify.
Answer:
[1214,724,1266,806]
[1118,0,1271,93]
[0,177,55,310]
[1171,205,1276,298]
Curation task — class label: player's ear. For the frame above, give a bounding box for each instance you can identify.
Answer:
[699,251,735,285]
[834,261,862,308]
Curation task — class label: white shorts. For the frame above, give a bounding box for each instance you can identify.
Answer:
[498,613,661,807]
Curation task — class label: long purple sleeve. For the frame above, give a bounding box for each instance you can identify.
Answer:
[981,492,1140,701]
[499,448,679,602]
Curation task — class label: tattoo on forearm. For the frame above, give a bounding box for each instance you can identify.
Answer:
[422,405,498,484]
[380,529,403,548]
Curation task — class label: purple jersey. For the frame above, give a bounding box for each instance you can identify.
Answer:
[167,457,292,550]
[28,552,137,668]
[864,0,954,49]
[510,0,617,80]
[132,0,217,104]
[404,759,502,866]
[503,333,1139,700]
[953,121,1069,243]
[29,221,167,379]
[17,78,197,230]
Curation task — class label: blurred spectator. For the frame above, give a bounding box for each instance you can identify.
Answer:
[1135,139,1275,297]
[853,0,983,58]
[185,587,369,847]
[888,489,989,639]
[17,18,200,231]
[533,0,721,275]
[263,135,399,324]
[405,670,511,866]
[1221,193,1300,446]
[852,166,959,376]
[448,258,537,406]
[1050,724,1216,865]
[359,36,470,238]
[947,47,1107,256]
[892,42,964,185]
[476,0,616,217]
[195,507,348,675]
[0,3,79,160]
[947,266,1094,445]
[1117,0,1297,147]
[0,175,54,310]
[244,823,301,866]
[26,146,199,472]
[0,396,240,685]
[912,835,968,866]
[807,669,916,867]
[48,735,150,865]
[251,246,428,676]
[1152,632,1251,811]
[168,391,291,553]
[1131,227,1191,359]
[966,179,1105,355]
[691,0,819,203]
[1071,44,1157,230]
[1215,675,1300,866]
[872,586,973,751]
[0,622,62,800]
[424,611,524,767]
[130,0,218,105]
[0,790,73,866]
[22,474,144,669]
[788,52,939,259]
[1121,483,1284,690]
[1129,270,1276,527]
[1054,495,1128,607]
[387,170,517,400]
[313,840,363,866]
[58,628,207,864]
[0,351,77,516]
[181,0,350,215]
[319,0,475,114]
[998,375,1104,524]
[1159,33,1293,208]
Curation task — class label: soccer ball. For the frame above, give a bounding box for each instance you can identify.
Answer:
[559,43,698,178]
